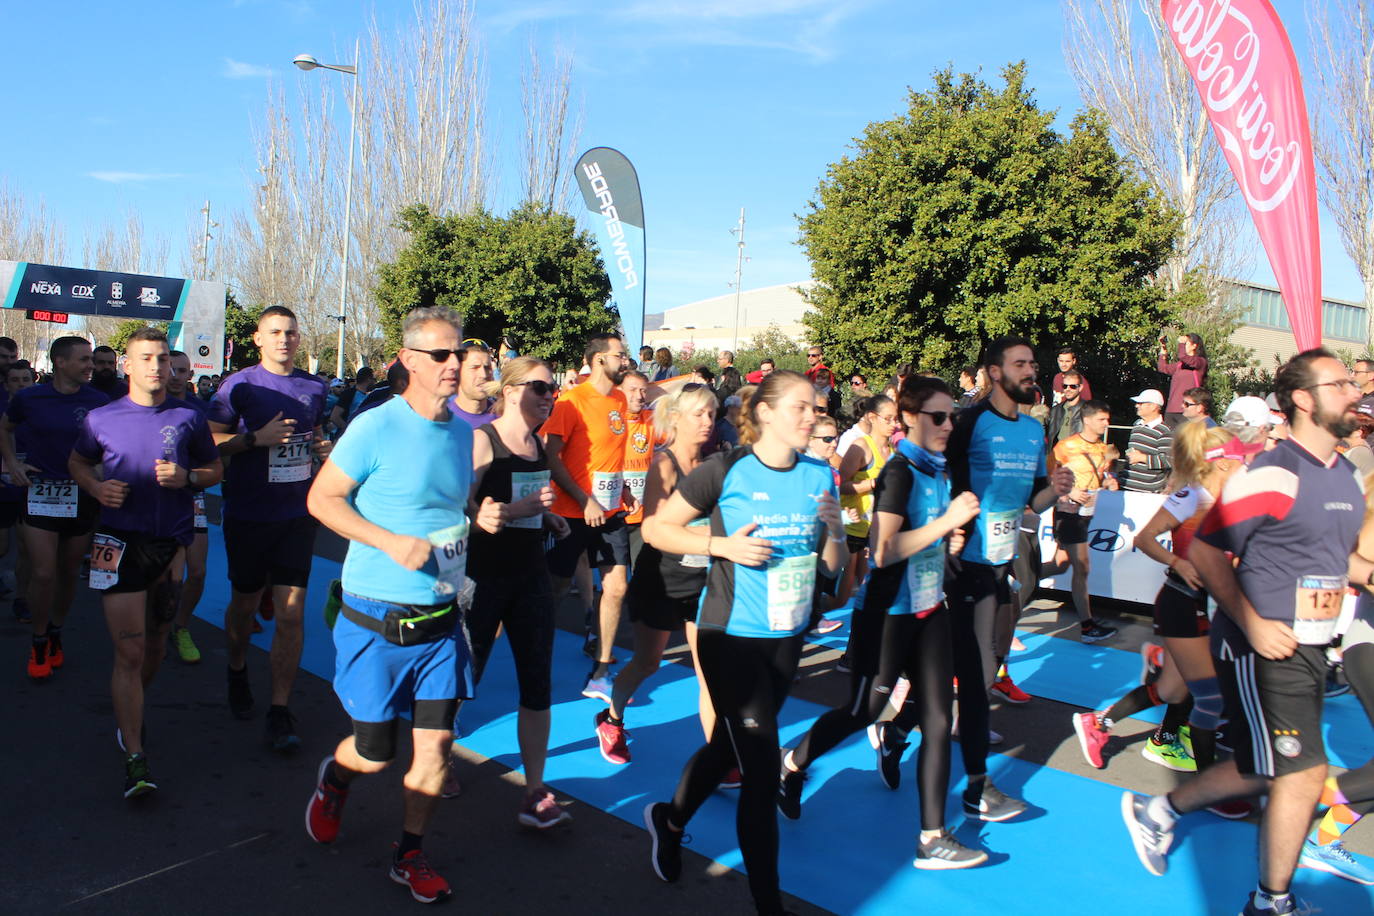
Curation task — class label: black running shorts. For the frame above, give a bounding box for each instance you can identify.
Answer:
[223,515,318,593]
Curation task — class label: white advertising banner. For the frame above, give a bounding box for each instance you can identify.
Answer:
[1036,490,1170,606]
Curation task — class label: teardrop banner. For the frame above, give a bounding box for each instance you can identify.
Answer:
[1159,0,1322,349]
[574,148,645,354]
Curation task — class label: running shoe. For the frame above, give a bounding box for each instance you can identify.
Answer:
[913,832,989,870]
[1120,792,1172,876]
[1080,621,1118,643]
[866,722,882,750]
[808,617,843,636]
[594,709,630,765]
[835,653,852,674]
[581,674,614,704]
[874,722,909,790]
[266,706,301,753]
[991,675,1031,704]
[123,753,157,799]
[1139,641,1164,685]
[1009,635,1026,651]
[1238,891,1302,915]
[962,782,1026,822]
[777,766,805,820]
[46,631,63,669]
[1206,799,1254,820]
[951,716,1003,746]
[1298,837,1374,885]
[718,767,742,790]
[644,802,684,882]
[305,756,348,844]
[389,847,451,904]
[1141,737,1195,773]
[1073,712,1109,769]
[228,666,254,720]
[27,641,51,681]
[1178,725,1193,757]
[581,631,598,660]
[172,627,200,664]
[517,788,571,829]
[12,597,30,623]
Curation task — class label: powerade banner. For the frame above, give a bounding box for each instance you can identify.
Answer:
[574,147,645,354]
[0,261,228,376]
[1160,0,1322,349]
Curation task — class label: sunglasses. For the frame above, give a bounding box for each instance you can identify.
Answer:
[1062,384,1080,390]
[681,382,709,392]
[807,353,821,358]
[1182,400,1198,408]
[514,379,556,396]
[810,435,837,443]
[919,410,952,426]
[850,379,864,386]
[407,347,463,363]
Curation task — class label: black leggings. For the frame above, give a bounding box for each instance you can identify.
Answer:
[466,570,555,711]
[791,607,954,829]
[668,629,803,916]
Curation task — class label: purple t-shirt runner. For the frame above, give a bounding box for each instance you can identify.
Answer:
[447,397,497,430]
[6,382,110,480]
[209,365,327,523]
[72,396,219,542]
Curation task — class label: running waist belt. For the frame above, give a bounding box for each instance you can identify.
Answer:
[340,600,457,647]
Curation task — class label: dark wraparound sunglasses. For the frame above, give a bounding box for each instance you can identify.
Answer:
[919,410,952,426]
[513,379,556,396]
[1062,384,1080,390]
[408,347,463,363]
[810,435,837,443]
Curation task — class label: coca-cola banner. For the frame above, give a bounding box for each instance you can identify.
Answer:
[1159,0,1322,349]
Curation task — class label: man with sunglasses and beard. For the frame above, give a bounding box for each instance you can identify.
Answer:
[1045,371,1086,448]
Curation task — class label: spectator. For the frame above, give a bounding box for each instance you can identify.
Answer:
[1344,395,1374,476]
[804,345,830,383]
[745,358,775,384]
[1051,347,1093,403]
[1180,386,1215,427]
[648,347,674,383]
[1354,357,1374,396]
[716,350,735,373]
[957,365,979,407]
[714,394,742,452]
[1046,370,1086,447]
[812,366,842,417]
[1123,388,1172,493]
[716,365,742,404]
[330,367,375,432]
[639,345,655,368]
[1156,332,1208,424]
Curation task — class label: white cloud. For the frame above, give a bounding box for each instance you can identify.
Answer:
[86,171,184,184]
[223,58,274,79]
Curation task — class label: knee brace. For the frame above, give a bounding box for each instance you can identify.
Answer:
[353,719,399,763]
[1186,677,1223,730]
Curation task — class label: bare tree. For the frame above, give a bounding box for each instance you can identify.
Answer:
[82,209,171,343]
[1310,0,1374,344]
[521,40,582,212]
[0,182,68,357]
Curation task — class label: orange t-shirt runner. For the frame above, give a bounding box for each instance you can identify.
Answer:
[622,408,655,525]
[543,381,630,518]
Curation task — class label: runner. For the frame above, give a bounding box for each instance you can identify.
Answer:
[836,395,898,610]
[208,306,330,750]
[1122,348,1368,916]
[0,335,108,679]
[165,349,211,663]
[0,359,33,619]
[778,377,989,870]
[595,383,718,765]
[465,356,573,828]
[449,340,497,428]
[304,306,503,904]
[641,370,845,916]
[69,328,223,798]
[620,370,654,571]
[941,336,1074,821]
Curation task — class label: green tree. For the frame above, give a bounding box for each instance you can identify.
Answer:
[375,202,617,365]
[108,319,169,353]
[798,64,1180,407]
[223,291,264,371]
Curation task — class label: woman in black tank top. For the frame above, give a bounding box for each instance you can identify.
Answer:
[592,384,721,768]
[462,357,572,829]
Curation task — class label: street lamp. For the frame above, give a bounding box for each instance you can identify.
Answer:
[294,41,359,381]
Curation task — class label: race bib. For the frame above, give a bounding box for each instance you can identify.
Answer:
[681,517,711,569]
[508,470,551,530]
[767,553,816,632]
[193,493,208,530]
[625,470,647,504]
[28,478,78,518]
[905,546,944,615]
[984,509,1020,564]
[428,521,470,596]
[591,470,623,511]
[268,431,313,483]
[1294,575,1344,645]
[90,533,126,591]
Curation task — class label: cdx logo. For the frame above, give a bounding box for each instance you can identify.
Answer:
[71,284,95,299]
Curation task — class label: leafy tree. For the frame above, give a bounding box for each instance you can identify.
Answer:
[798,64,1180,408]
[375,202,617,365]
[108,319,168,353]
[223,290,264,371]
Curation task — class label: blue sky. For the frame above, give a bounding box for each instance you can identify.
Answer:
[0,0,1362,317]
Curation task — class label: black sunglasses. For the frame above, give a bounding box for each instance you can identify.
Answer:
[1062,384,1080,390]
[515,379,556,396]
[408,347,462,363]
[919,410,952,426]
[810,434,837,443]
[681,382,709,392]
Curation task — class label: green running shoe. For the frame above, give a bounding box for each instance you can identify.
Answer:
[124,753,157,799]
[1142,737,1196,773]
[172,627,200,664]
[1178,724,1193,757]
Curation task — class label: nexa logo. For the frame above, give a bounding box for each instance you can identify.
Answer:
[71,284,95,299]
[30,281,61,295]
[580,162,639,290]
[752,492,770,501]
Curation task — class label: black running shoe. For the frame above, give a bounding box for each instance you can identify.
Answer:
[875,722,910,791]
[1080,621,1118,643]
[266,706,301,753]
[228,666,254,720]
[124,753,157,799]
[643,802,683,882]
[777,766,805,820]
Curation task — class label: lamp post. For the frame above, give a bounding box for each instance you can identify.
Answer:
[294,40,358,381]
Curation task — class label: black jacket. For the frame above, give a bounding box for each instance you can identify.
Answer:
[1045,400,1084,448]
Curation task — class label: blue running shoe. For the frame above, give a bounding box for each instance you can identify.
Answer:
[1298,837,1374,886]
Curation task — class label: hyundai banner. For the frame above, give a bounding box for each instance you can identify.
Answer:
[1037,490,1169,605]
[0,261,228,376]
[574,147,646,354]
[1159,0,1323,349]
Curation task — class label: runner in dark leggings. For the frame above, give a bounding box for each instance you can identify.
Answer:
[777,377,987,869]
[641,371,846,916]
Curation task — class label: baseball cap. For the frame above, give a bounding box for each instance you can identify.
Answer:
[1130,388,1165,406]
[1265,392,1286,425]
[1223,395,1272,429]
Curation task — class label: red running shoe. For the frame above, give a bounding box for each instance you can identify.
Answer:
[305,756,349,844]
[1073,712,1109,769]
[389,847,452,904]
[991,675,1031,704]
[1206,799,1255,820]
[47,631,64,669]
[27,642,51,681]
[594,709,630,765]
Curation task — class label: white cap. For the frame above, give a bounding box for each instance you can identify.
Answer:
[1130,388,1165,406]
[1223,395,1272,428]
[1265,392,1286,425]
